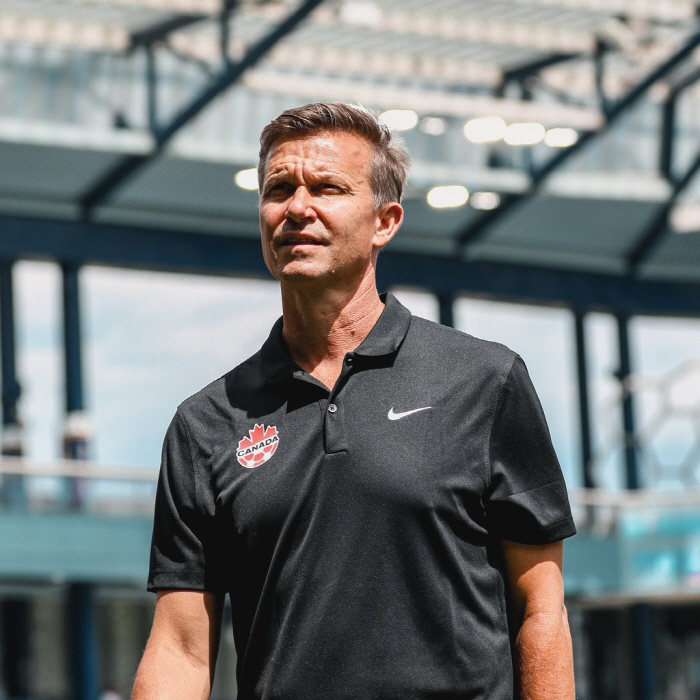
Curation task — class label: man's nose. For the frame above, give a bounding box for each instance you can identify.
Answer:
[286,187,316,222]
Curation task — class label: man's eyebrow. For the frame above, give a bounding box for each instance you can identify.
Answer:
[262,172,292,189]
[307,168,352,183]
[263,167,288,180]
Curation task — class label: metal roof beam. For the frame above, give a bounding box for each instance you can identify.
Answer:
[520,0,696,22]
[626,65,700,270]
[457,29,700,250]
[128,14,208,50]
[500,52,582,88]
[219,0,239,65]
[4,213,700,318]
[78,0,325,216]
[660,66,700,179]
[626,149,700,271]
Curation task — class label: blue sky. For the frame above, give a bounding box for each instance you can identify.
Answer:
[14,259,700,491]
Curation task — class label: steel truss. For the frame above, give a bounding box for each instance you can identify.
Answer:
[78,0,326,217]
[457,30,700,274]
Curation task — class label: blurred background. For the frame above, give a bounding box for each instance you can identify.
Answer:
[1,0,700,698]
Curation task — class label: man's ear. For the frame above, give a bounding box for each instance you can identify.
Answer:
[373,202,404,250]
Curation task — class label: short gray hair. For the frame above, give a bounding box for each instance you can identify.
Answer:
[258,102,411,209]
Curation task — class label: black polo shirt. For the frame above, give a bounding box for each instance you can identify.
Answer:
[149,293,576,700]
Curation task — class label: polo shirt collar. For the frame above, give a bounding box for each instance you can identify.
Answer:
[259,317,295,386]
[353,292,411,358]
[259,292,412,385]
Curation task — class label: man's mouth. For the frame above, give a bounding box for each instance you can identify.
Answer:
[278,235,324,247]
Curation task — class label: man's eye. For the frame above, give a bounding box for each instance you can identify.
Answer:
[265,183,292,196]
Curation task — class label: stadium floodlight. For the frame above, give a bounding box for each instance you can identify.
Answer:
[427,185,469,209]
[503,122,546,146]
[671,203,700,233]
[470,192,501,210]
[420,117,448,136]
[464,117,506,143]
[234,168,259,191]
[339,1,383,27]
[544,127,579,148]
[379,109,419,131]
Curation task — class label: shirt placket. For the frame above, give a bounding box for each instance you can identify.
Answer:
[322,353,358,455]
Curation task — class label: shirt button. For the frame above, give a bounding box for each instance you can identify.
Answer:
[346,357,353,364]
[328,403,338,414]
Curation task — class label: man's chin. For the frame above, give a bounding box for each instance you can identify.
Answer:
[268,255,375,292]
[274,263,331,287]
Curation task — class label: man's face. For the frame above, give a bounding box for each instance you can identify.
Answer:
[259,131,396,291]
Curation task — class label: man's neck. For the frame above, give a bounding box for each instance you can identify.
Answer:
[280,275,385,390]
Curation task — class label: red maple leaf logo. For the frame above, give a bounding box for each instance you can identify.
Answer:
[236,423,279,468]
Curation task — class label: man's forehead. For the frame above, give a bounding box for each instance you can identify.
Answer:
[264,131,372,173]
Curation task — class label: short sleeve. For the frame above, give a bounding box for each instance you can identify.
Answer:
[148,411,228,592]
[485,355,576,544]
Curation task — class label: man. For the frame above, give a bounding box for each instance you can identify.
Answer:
[133,103,576,700]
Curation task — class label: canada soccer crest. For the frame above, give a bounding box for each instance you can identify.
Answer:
[236,423,280,468]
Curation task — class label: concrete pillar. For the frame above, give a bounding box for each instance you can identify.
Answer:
[61,263,92,506]
[437,292,455,329]
[67,583,100,700]
[0,261,31,699]
[0,260,25,506]
[574,310,594,488]
[615,314,640,490]
[616,314,655,700]
[630,604,656,700]
[0,598,31,699]
[61,264,100,700]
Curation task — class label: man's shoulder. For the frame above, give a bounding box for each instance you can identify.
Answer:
[406,314,517,370]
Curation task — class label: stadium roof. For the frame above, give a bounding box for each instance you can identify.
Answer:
[1,0,700,315]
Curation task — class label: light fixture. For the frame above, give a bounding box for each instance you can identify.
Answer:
[234,168,259,191]
[427,185,469,209]
[670,203,700,233]
[470,192,501,211]
[339,1,383,27]
[464,116,506,143]
[544,127,579,148]
[420,117,448,135]
[379,109,419,131]
[503,122,546,146]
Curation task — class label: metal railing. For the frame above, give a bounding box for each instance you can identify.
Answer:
[0,456,158,515]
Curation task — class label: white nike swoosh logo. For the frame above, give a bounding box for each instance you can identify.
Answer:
[388,406,432,421]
